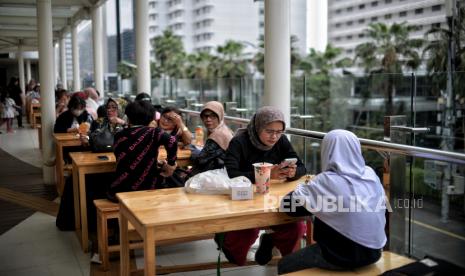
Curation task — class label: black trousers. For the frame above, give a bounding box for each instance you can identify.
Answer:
[15,107,23,127]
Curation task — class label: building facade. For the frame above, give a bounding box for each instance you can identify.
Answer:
[327,0,450,58]
[148,0,310,56]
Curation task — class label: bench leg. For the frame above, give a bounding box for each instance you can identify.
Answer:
[97,211,110,271]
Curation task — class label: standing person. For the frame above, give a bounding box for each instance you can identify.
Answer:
[277,129,386,274]
[222,106,307,266]
[7,77,23,128]
[190,101,234,175]
[0,89,19,133]
[108,101,178,200]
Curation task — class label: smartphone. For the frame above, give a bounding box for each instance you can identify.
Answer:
[280,158,297,168]
[97,155,109,161]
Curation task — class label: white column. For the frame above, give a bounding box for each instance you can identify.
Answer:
[135,0,150,94]
[37,0,56,185]
[264,0,291,126]
[60,35,68,89]
[72,23,80,91]
[26,59,31,83]
[17,44,26,96]
[92,5,104,98]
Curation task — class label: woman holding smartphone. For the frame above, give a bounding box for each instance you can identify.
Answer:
[221,106,307,267]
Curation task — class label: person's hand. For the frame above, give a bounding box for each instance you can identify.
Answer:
[148,120,157,128]
[79,133,89,145]
[270,165,287,180]
[168,113,183,128]
[109,116,124,125]
[280,163,297,178]
[159,161,177,177]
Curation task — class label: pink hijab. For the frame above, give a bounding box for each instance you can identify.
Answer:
[201,101,233,151]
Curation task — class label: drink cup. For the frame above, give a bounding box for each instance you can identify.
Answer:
[79,122,90,134]
[252,162,273,194]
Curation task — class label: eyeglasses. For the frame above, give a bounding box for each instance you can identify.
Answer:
[201,112,217,120]
[263,129,284,137]
[161,114,174,123]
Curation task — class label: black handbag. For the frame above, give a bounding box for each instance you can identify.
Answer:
[90,127,114,152]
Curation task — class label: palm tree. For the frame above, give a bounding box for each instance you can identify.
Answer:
[423,6,465,96]
[151,29,186,78]
[185,51,216,79]
[300,44,352,130]
[253,35,302,75]
[354,22,424,115]
[214,40,248,101]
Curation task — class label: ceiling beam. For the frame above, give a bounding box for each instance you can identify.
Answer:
[0,6,77,18]
[0,0,92,6]
[0,16,68,26]
[0,30,60,38]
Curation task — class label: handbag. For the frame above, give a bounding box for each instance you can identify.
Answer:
[90,127,114,153]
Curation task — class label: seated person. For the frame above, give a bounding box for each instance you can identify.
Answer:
[55,89,69,117]
[158,106,192,146]
[222,106,306,266]
[54,92,93,134]
[82,98,127,150]
[190,101,233,175]
[108,101,178,201]
[135,93,161,127]
[278,129,386,274]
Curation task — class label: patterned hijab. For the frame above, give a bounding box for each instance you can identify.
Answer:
[201,101,233,151]
[239,106,286,151]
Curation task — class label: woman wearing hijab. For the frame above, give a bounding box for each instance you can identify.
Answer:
[277,129,386,274]
[190,101,233,175]
[221,106,306,267]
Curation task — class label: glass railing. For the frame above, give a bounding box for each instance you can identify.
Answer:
[181,109,465,267]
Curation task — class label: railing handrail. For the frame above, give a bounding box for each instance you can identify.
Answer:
[181,109,465,165]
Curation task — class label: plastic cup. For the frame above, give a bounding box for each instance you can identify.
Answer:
[79,122,90,134]
[253,162,273,194]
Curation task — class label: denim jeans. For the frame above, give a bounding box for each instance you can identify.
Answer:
[277,243,343,275]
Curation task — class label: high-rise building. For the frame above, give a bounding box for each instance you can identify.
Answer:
[327,0,450,58]
[148,0,310,56]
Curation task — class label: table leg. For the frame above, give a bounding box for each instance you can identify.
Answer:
[79,170,89,252]
[56,144,64,195]
[72,164,81,235]
[120,212,130,276]
[144,229,155,276]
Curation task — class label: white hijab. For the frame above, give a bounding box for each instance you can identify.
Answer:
[293,129,387,249]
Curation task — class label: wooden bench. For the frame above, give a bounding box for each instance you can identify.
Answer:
[280,251,414,275]
[32,112,41,129]
[94,199,214,271]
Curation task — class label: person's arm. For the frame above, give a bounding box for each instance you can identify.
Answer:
[160,130,178,166]
[178,124,192,145]
[280,191,313,217]
[224,137,255,182]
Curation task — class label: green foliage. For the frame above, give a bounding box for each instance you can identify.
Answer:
[354,22,424,115]
[151,29,186,78]
[117,62,135,79]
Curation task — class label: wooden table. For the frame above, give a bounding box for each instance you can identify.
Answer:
[70,148,192,252]
[117,179,303,276]
[54,133,82,196]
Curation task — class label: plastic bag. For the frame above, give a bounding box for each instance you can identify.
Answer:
[184,168,252,194]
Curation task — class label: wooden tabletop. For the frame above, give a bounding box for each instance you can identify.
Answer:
[53,133,81,142]
[117,178,301,228]
[69,152,116,166]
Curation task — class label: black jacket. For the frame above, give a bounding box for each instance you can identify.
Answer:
[224,131,306,183]
[54,110,93,133]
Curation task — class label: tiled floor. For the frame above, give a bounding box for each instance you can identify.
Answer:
[0,123,279,276]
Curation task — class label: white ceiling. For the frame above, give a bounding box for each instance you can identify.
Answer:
[0,0,107,53]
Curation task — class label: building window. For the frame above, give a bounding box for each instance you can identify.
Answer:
[385,14,392,19]
[347,21,353,26]
[385,0,392,3]
[358,33,365,38]
[415,8,423,14]
[259,21,264,28]
[371,17,377,22]
[371,1,378,7]
[359,4,365,9]
[347,6,353,12]
[259,9,264,15]
[335,23,342,28]
[432,5,441,12]
[432,23,441,29]
[346,49,353,54]
[399,11,407,17]
[335,36,341,41]
[335,9,342,14]
[358,18,365,24]
[346,35,353,40]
